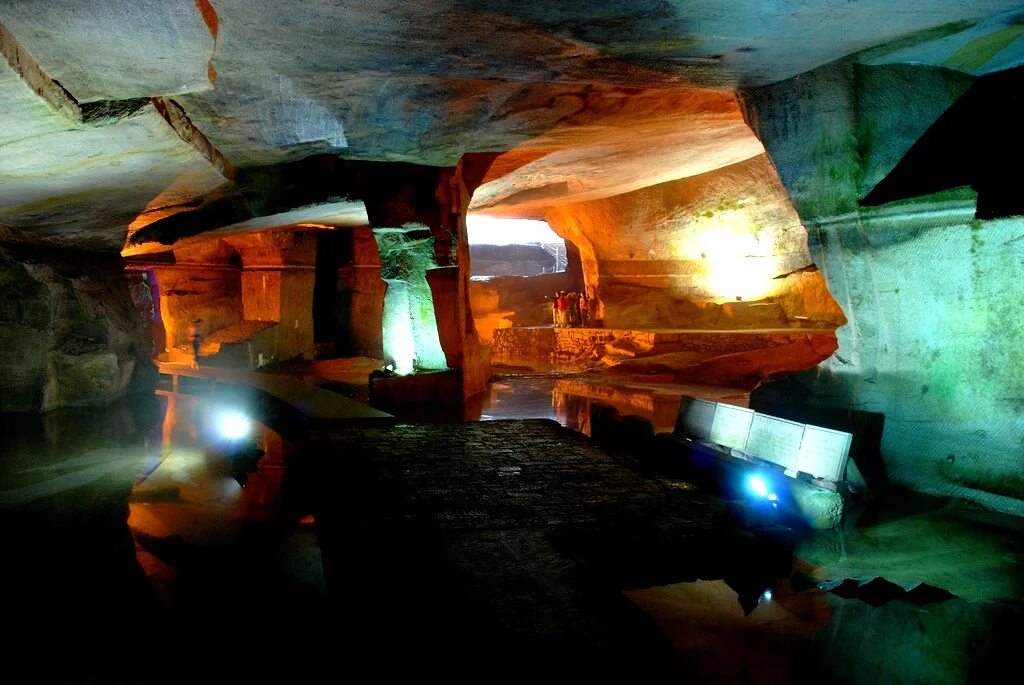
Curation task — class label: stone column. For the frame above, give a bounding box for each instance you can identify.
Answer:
[361,160,489,400]
[339,226,386,358]
[233,232,317,363]
[372,226,447,374]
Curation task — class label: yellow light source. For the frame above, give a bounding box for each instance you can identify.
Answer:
[687,210,777,302]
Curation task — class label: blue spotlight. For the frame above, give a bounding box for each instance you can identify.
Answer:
[747,474,769,498]
[746,474,780,505]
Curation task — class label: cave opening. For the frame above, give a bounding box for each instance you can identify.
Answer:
[467,215,569,278]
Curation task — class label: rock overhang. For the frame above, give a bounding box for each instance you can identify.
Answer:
[0,1,1022,251]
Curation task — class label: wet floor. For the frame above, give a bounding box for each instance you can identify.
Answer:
[0,393,327,680]
[1,383,1022,682]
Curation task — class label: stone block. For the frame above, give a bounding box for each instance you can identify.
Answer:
[789,478,844,530]
[370,369,464,406]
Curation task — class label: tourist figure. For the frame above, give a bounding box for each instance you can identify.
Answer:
[569,291,581,327]
[555,291,568,327]
[579,294,590,327]
[188,318,203,368]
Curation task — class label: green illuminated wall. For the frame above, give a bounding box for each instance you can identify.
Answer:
[744,61,1024,514]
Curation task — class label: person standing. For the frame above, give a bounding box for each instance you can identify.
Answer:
[555,291,567,327]
[569,291,581,327]
[188,318,203,368]
[579,294,590,327]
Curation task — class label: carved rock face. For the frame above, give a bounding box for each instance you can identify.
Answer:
[0,244,153,412]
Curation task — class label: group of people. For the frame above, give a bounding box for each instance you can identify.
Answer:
[552,290,590,328]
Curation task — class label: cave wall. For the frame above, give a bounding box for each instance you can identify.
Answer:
[151,240,243,350]
[743,61,1024,514]
[0,243,154,412]
[151,231,317,366]
[545,154,844,330]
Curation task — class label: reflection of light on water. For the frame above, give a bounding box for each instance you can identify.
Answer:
[480,377,746,439]
[129,394,287,579]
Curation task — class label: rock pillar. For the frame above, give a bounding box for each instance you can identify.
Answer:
[372,227,447,374]
[234,231,316,363]
[361,160,489,400]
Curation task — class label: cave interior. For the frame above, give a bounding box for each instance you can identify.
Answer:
[1,2,1023,682]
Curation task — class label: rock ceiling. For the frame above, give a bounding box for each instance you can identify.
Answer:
[0,1,1021,252]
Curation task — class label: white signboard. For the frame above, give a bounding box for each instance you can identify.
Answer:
[745,414,805,469]
[676,397,717,440]
[797,424,853,481]
[709,404,755,451]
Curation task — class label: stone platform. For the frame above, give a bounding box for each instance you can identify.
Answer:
[492,326,838,386]
[156,361,394,432]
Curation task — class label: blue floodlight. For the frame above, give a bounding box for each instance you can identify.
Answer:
[746,474,779,504]
[747,474,769,498]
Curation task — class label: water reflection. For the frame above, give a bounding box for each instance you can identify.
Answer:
[0,390,339,681]
[479,374,748,436]
[129,392,323,601]
[628,578,834,685]
[629,574,1022,685]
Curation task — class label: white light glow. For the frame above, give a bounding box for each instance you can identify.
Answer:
[217,411,252,441]
[747,475,769,498]
[467,215,563,246]
[762,589,773,601]
[381,279,417,375]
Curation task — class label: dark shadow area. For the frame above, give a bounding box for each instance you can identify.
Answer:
[861,65,1024,220]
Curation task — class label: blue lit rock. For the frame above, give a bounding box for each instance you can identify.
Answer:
[373,227,448,374]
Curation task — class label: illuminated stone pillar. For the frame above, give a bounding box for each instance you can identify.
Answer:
[372,227,447,374]
[361,160,489,400]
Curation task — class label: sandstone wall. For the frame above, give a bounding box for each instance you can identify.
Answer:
[0,243,154,412]
[545,154,845,330]
[743,61,1024,514]
[152,232,317,366]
